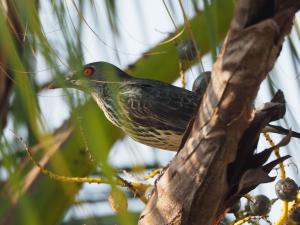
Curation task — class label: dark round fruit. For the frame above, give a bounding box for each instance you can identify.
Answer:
[192,71,211,96]
[290,207,300,222]
[176,40,198,61]
[229,199,241,214]
[275,178,298,202]
[249,195,271,216]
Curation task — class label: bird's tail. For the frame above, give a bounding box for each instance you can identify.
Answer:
[263,124,300,138]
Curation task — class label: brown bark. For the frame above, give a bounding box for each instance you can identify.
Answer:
[138,1,300,225]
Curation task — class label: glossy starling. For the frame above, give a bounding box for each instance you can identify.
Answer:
[66,61,300,151]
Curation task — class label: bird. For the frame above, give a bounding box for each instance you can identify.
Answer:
[64,61,300,151]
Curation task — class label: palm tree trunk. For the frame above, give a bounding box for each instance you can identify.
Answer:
[138,1,300,224]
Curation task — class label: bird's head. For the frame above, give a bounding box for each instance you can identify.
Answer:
[58,61,131,92]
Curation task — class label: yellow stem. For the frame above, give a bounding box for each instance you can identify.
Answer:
[179,61,186,88]
[15,132,151,203]
[263,132,288,225]
[143,168,162,180]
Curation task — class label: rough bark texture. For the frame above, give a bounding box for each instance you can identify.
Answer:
[138,1,300,225]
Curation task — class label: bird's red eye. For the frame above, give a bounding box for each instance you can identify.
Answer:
[83,67,94,77]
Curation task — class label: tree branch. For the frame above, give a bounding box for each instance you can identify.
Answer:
[138,1,300,225]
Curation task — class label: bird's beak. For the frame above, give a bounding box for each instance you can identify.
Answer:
[65,74,77,85]
[67,75,92,93]
[48,71,91,93]
[48,73,78,89]
[66,76,89,87]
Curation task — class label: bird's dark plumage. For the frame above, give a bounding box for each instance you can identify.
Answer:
[66,61,300,151]
[68,61,199,150]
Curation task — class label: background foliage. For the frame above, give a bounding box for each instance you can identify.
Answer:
[0,1,299,225]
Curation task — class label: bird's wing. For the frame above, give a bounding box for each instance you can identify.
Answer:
[117,80,198,133]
